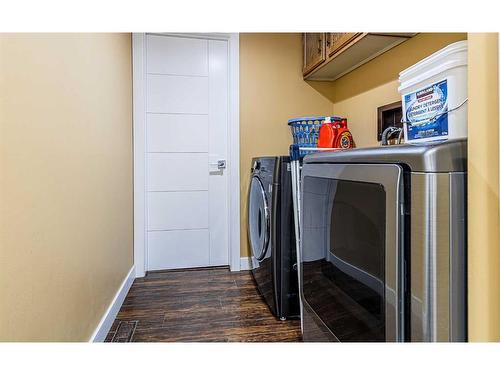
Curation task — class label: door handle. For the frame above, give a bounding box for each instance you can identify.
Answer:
[217,160,226,169]
[209,159,227,170]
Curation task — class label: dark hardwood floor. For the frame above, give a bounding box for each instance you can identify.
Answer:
[105,267,302,342]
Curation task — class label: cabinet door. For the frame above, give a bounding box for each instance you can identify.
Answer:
[326,33,360,57]
[303,33,326,75]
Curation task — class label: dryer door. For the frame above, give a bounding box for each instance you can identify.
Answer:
[248,176,270,261]
[300,163,405,342]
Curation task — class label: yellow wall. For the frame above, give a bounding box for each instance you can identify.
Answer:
[239,33,333,257]
[309,33,467,147]
[467,32,500,341]
[0,34,133,341]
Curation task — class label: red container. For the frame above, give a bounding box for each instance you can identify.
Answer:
[319,117,355,149]
[333,119,354,149]
[318,117,337,148]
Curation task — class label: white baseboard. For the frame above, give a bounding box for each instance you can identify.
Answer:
[89,265,135,342]
[240,256,255,271]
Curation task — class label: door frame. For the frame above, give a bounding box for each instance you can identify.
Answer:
[132,32,241,277]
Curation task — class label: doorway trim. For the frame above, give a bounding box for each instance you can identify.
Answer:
[132,33,241,277]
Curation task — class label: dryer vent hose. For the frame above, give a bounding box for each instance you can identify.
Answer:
[381,126,403,145]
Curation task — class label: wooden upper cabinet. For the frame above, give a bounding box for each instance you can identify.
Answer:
[325,33,361,57]
[303,32,416,81]
[303,33,326,75]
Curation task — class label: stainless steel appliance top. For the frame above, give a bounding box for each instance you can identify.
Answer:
[304,138,467,173]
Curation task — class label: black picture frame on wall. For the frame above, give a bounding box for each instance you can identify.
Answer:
[377,101,403,142]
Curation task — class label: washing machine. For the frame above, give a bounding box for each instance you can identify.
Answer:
[299,139,467,341]
[247,156,300,320]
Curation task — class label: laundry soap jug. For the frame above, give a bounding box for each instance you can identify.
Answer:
[333,119,355,149]
[318,117,337,148]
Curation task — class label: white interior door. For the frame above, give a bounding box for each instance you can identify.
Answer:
[145,34,229,270]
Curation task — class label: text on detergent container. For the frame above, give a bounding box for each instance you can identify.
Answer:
[404,79,449,141]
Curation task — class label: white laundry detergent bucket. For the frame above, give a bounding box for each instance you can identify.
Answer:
[398,40,468,143]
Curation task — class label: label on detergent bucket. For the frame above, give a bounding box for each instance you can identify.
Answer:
[404,79,448,141]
